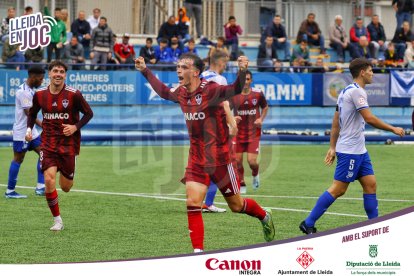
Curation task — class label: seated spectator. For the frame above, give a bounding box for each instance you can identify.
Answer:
[351,36,377,66]
[373,57,388,73]
[139,37,156,64]
[1,38,25,70]
[71,10,92,59]
[384,42,403,68]
[350,16,373,59]
[403,39,414,68]
[329,15,351,63]
[257,36,278,72]
[262,15,291,61]
[170,36,182,62]
[309,57,340,73]
[208,36,230,57]
[114,33,136,69]
[392,20,413,60]
[106,52,120,71]
[1,7,16,42]
[273,59,285,73]
[224,15,243,60]
[296,12,325,54]
[64,36,85,70]
[25,46,44,63]
[289,58,307,73]
[291,39,310,64]
[176,7,191,45]
[367,14,388,59]
[183,38,198,55]
[157,16,180,45]
[154,38,174,70]
[90,16,113,70]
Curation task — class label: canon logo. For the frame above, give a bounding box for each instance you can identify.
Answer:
[237,109,257,116]
[184,112,205,121]
[205,258,261,271]
[43,113,69,120]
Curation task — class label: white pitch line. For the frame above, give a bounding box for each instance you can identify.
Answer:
[0,184,370,218]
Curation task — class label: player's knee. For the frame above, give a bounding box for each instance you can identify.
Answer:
[186,198,202,207]
[228,202,243,213]
[61,186,71,193]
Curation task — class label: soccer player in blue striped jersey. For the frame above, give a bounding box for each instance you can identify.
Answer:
[300,58,405,234]
[5,66,45,199]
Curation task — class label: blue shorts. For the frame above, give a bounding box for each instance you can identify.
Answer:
[13,136,41,153]
[334,152,374,183]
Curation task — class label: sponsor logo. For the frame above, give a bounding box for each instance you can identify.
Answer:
[346,171,354,179]
[358,97,366,105]
[184,112,205,121]
[195,94,202,105]
[296,251,314,269]
[369,245,378,258]
[62,99,69,108]
[52,102,57,107]
[224,188,232,194]
[237,109,256,116]
[9,12,56,51]
[187,99,191,104]
[43,113,69,120]
[244,100,249,105]
[205,258,261,274]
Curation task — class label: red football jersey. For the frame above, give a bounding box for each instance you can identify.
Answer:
[229,88,268,143]
[142,68,245,167]
[28,84,93,155]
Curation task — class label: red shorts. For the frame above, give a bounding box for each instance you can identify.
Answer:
[182,162,240,197]
[235,140,260,154]
[40,150,76,180]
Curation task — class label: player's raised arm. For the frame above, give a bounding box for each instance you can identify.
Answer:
[135,56,178,102]
[26,93,41,141]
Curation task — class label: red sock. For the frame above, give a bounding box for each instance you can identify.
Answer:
[46,190,60,217]
[238,162,245,184]
[250,164,259,176]
[187,206,204,250]
[240,198,266,220]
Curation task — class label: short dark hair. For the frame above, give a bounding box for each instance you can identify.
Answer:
[28,65,45,76]
[217,36,225,42]
[245,70,253,79]
[54,8,61,12]
[100,16,107,22]
[229,16,236,21]
[349,58,372,79]
[159,38,168,44]
[48,60,68,72]
[24,6,33,12]
[210,51,228,65]
[146,37,153,43]
[179,53,204,75]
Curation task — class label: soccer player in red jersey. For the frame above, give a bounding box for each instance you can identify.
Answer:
[230,70,268,193]
[26,60,93,231]
[135,54,275,252]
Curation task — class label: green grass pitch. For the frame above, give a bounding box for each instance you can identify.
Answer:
[0,144,413,263]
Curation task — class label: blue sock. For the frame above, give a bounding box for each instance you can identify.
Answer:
[37,159,44,184]
[305,191,336,227]
[363,193,378,219]
[205,182,218,206]
[7,161,21,190]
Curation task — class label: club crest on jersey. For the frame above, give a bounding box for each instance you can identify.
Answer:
[252,99,257,106]
[62,99,69,108]
[195,94,202,105]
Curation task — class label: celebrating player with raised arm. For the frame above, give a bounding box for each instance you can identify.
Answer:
[26,60,93,231]
[135,53,275,252]
[300,58,405,235]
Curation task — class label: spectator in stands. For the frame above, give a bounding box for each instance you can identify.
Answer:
[297,12,326,54]
[392,0,414,28]
[289,58,307,73]
[350,16,372,60]
[87,8,101,32]
[373,57,388,73]
[224,15,243,61]
[403,39,414,68]
[157,16,180,45]
[273,59,285,73]
[208,36,230,58]
[262,15,291,61]
[329,15,351,63]
[61,8,71,43]
[64,36,85,70]
[25,47,44,63]
[176,7,191,45]
[154,38,174,69]
[71,11,91,59]
[113,33,136,69]
[384,42,403,68]
[309,57,340,73]
[139,37,156,65]
[44,6,67,62]
[184,0,203,38]
[90,16,113,70]
[291,39,310,64]
[257,36,278,72]
[351,36,377,66]
[392,20,413,60]
[1,7,16,43]
[23,6,33,15]
[170,36,182,63]
[2,38,25,70]
[106,52,120,71]
[183,38,198,55]
[367,15,388,59]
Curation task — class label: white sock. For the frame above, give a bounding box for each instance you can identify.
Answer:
[194,249,203,253]
[54,215,62,223]
[36,183,45,189]
[6,189,14,194]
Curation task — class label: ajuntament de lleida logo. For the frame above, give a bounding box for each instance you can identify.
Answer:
[369,245,378,258]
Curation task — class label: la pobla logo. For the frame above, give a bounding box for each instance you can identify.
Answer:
[9,12,57,51]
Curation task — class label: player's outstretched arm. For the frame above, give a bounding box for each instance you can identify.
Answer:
[359,108,405,137]
[135,56,178,102]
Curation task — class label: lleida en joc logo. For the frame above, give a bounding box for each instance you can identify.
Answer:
[8,12,57,51]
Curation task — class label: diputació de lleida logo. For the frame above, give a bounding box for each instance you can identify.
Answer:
[369,245,378,258]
